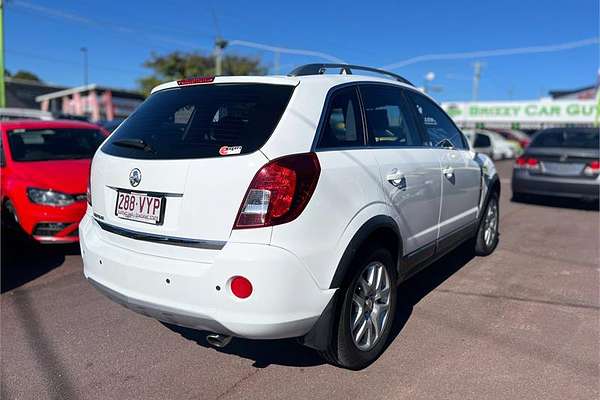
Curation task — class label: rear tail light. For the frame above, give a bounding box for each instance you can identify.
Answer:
[515,156,540,171]
[584,160,600,176]
[234,153,320,229]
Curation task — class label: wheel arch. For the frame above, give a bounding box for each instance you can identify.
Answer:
[300,214,402,351]
[328,215,402,289]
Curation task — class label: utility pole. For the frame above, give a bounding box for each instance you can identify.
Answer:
[472,61,482,101]
[214,38,228,76]
[80,47,88,86]
[0,0,5,108]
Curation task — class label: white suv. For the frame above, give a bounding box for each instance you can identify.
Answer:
[81,64,500,369]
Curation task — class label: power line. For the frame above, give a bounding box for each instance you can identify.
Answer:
[10,1,346,64]
[381,37,600,70]
[228,39,346,63]
[6,49,142,74]
[8,1,213,51]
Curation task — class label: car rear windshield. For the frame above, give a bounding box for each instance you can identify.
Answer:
[530,128,599,149]
[101,83,295,160]
[7,128,106,162]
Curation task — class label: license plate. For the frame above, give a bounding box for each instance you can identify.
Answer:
[115,191,165,224]
[542,162,584,176]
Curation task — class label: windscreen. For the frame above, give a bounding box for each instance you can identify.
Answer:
[7,128,106,162]
[530,128,599,149]
[101,83,295,159]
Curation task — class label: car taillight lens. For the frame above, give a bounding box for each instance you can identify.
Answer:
[234,153,320,229]
[584,160,600,176]
[515,156,540,170]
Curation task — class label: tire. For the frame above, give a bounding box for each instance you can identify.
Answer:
[2,200,21,230]
[474,192,499,256]
[319,244,397,370]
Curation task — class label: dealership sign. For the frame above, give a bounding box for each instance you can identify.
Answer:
[442,99,598,125]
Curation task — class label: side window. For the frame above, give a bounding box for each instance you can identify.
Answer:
[317,86,364,149]
[406,91,467,150]
[360,85,422,147]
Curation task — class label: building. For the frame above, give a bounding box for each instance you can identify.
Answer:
[36,84,144,122]
[442,82,599,131]
[5,77,66,109]
[549,83,598,100]
[2,77,144,122]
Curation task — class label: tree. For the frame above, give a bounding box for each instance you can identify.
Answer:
[12,70,42,82]
[138,51,266,95]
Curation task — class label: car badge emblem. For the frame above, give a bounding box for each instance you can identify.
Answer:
[560,154,567,162]
[129,168,141,187]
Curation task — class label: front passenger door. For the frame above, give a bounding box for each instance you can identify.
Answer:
[406,91,481,242]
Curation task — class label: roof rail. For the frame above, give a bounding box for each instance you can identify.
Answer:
[288,63,413,86]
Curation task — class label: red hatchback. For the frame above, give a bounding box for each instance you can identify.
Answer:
[1,120,109,243]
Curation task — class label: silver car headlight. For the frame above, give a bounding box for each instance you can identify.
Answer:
[27,188,75,206]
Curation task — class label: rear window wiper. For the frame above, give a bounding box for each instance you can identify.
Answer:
[112,138,155,153]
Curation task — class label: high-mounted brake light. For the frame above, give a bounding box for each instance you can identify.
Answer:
[234,153,320,229]
[176,76,215,86]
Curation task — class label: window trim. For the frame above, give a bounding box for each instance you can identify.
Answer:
[357,83,427,149]
[312,83,368,151]
[312,82,435,152]
[404,89,470,151]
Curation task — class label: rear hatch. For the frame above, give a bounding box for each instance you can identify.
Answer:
[525,128,599,179]
[90,81,296,259]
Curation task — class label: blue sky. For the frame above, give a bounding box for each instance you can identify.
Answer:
[4,0,599,101]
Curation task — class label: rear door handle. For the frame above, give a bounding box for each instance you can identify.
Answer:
[386,171,407,190]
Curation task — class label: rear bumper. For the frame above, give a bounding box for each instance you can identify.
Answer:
[80,213,335,339]
[512,170,600,199]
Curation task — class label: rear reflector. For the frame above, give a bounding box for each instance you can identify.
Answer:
[176,77,215,86]
[234,153,320,229]
[230,276,253,299]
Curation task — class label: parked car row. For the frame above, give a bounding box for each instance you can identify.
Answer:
[463,129,522,160]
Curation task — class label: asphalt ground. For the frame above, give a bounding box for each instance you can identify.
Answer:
[1,160,599,400]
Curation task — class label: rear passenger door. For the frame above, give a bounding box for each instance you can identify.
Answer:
[360,84,442,256]
[405,91,481,242]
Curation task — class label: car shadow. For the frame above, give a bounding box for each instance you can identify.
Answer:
[511,194,599,211]
[1,228,80,293]
[164,241,476,369]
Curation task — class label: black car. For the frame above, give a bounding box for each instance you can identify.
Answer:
[512,127,599,202]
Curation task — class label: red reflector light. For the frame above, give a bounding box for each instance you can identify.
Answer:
[234,153,320,229]
[516,156,526,166]
[527,157,539,166]
[176,76,215,86]
[230,276,252,299]
[589,161,600,170]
